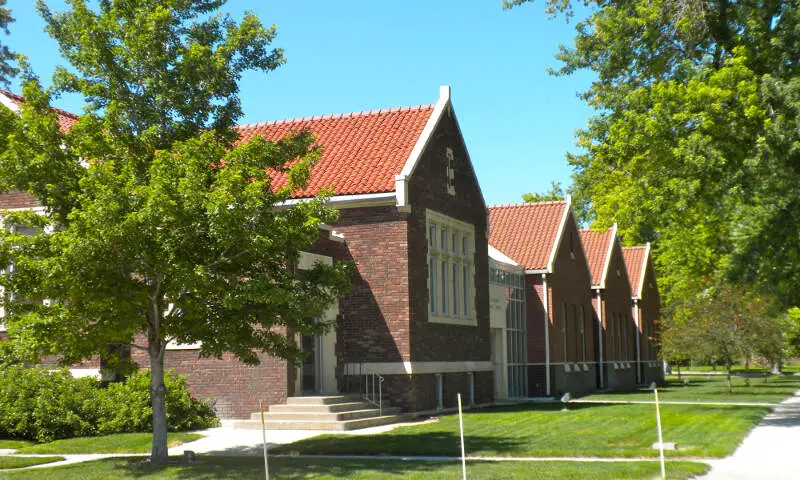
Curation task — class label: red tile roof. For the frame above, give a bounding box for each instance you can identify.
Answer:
[0,89,78,133]
[622,246,648,298]
[487,201,568,270]
[580,228,614,287]
[234,105,434,198]
[1,90,438,204]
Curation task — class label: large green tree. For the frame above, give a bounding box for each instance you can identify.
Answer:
[507,0,800,309]
[0,0,351,464]
[0,0,16,85]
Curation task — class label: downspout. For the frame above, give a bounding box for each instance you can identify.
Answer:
[633,299,641,384]
[542,273,551,396]
[596,290,604,389]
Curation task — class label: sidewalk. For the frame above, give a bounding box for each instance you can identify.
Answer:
[697,390,800,480]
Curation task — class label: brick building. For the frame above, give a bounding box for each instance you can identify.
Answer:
[488,198,598,397]
[0,86,495,419]
[580,225,637,390]
[622,243,664,385]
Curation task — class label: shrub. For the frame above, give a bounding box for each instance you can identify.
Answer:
[95,370,219,434]
[0,366,218,442]
[0,366,98,442]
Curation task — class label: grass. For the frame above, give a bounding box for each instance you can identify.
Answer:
[0,456,64,470]
[0,456,710,479]
[583,374,800,403]
[0,439,35,450]
[273,402,766,458]
[15,432,203,454]
[674,364,800,374]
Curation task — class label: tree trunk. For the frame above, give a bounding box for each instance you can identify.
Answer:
[726,359,732,394]
[677,363,681,380]
[149,335,168,464]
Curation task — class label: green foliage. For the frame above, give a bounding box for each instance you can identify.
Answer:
[0,0,352,462]
[662,284,783,391]
[521,181,565,203]
[0,0,15,85]
[508,0,800,309]
[95,370,218,435]
[0,365,97,442]
[0,366,217,442]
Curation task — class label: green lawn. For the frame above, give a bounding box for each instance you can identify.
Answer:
[273,402,766,458]
[15,432,203,454]
[673,364,800,374]
[0,456,710,479]
[0,439,35,450]
[0,456,65,470]
[582,374,800,403]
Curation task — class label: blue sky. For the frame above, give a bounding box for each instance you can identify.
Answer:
[3,1,595,205]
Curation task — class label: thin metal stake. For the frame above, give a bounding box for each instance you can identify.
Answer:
[260,400,269,480]
[654,386,665,479]
[458,393,467,480]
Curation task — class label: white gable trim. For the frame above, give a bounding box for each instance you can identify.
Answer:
[394,86,451,211]
[546,195,572,273]
[635,242,651,299]
[0,92,19,113]
[598,222,618,289]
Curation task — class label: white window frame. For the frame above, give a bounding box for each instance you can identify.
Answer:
[426,209,476,326]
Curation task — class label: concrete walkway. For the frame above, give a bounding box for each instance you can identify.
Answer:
[571,399,778,407]
[698,390,800,480]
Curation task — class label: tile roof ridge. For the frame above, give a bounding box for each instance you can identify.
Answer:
[235,103,436,130]
[487,200,566,209]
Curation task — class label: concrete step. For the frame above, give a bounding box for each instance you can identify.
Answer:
[265,401,377,414]
[285,395,360,406]
[254,407,403,422]
[232,414,404,431]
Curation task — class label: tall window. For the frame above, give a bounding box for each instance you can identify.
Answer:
[561,303,568,362]
[427,210,475,325]
[580,305,587,362]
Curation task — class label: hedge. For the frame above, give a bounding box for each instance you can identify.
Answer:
[0,366,219,442]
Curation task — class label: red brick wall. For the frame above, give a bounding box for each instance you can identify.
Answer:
[132,345,289,419]
[602,243,635,363]
[406,106,490,367]
[332,206,409,365]
[547,212,596,365]
[0,190,38,209]
[600,241,636,389]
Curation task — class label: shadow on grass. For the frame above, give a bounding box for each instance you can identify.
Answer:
[270,432,527,456]
[108,456,459,479]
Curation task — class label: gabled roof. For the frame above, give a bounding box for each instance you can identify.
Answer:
[0,89,78,132]
[487,200,569,271]
[1,87,461,209]
[622,244,650,299]
[234,104,434,199]
[579,224,617,288]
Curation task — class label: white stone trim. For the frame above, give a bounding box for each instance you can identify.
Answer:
[488,245,522,271]
[166,340,202,350]
[598,223,618,289]
[69,368,101,379]
[0,92,19,113]
[394,86,451,211]
[546,195,572,273]
[346,361,493,375]
[277,192,396,209]
[297,251,333,270]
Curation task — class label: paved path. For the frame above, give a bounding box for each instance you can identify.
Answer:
[698,390,800,480]
[571,399,777,407]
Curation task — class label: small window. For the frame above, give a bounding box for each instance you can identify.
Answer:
[429,223,437,249]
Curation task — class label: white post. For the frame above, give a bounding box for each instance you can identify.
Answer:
[457,393,467,480]
[260,400,269,480]
[652,384,665,479]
